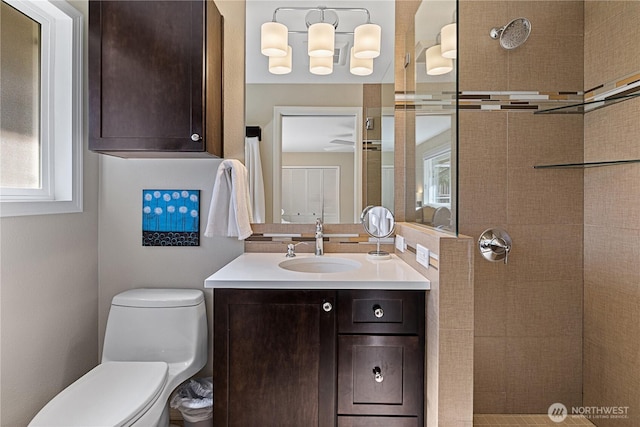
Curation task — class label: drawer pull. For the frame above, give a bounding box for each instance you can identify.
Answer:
[372,304,384,318]
[322,301,333,312]
[373,366,384,383]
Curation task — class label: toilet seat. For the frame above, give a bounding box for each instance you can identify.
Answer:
[29,361,168,427]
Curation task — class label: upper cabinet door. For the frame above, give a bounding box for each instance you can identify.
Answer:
[89,0,222,157]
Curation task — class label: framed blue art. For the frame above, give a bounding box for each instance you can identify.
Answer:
[142,190,200,246]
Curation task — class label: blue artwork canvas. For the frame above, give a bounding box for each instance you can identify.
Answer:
[142,189,200,246]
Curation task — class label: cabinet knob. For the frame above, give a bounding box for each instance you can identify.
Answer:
[373,366,384,383]
[322,301,333,312]
[191,133,202,141]
[373,304,384,318]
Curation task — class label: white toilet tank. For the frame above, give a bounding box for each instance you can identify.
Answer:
[102,288,207,367]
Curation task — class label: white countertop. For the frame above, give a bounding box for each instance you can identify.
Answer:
[204,252,430,290]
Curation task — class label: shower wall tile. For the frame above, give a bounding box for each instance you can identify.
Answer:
[584,166,640,230]
[506,167,583,225]
[505,279,582,337]
[474,337,506,392]
[584,281,640,366]
[507,113,583,169]
[583,338,640,427]
[507,1,583,36]
[584,98,640,162]
[584,0,625,36]
[584,1,640,90]
[458,1,511,91]
[459,0,585,415]
[459,112,508,177]
[507,34,583,92]
[473,393,507,415]
[504,336,582,411]
[584,225,640,296]
[582,2,640,423]
[505,224,583,283]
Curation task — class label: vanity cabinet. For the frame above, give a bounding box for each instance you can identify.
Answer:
[88,0,222,157]
[213,289,424,427]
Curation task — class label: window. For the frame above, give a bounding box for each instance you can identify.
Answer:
[0,0,82,217]
[423,149,451,207]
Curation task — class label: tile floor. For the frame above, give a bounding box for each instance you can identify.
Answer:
[474,414,596,426]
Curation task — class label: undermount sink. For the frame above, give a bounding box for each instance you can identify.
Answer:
[278,256,361,274]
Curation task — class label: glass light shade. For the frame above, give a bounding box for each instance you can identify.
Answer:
[309,55,333,75]
[440,23,457,59]
[349,47,373,76]
[268,46,292,74]
[308,22,335,57]
[261,22,288,57]
[426,44,453,75]
[353,23,381,59]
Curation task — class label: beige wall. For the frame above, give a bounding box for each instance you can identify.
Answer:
[583,2,640,426]
[0,1,100,425]
[459,0,585,413]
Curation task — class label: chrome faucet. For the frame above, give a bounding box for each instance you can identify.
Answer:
[315,218,324,256]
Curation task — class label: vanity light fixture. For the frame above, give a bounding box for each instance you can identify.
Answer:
[349,47,373,76]
[310,55,333,75]
[260,6,382,76]
[426,33,454,76]
[269,45,292,74]
[440,11,457,59]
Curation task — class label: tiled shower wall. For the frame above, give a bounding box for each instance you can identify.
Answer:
[583,2,640,426]
[459,1,585,413]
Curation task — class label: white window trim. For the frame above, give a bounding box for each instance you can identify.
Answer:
[0,0,83,217]
[423,146,451,208]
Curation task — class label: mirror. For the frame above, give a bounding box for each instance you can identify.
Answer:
[408,0,457,233]
[361,205,395,258]
[245,1,395,224]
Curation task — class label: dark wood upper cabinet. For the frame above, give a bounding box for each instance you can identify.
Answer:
[89,0,222,157]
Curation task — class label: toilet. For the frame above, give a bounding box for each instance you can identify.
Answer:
[29,288,208,427]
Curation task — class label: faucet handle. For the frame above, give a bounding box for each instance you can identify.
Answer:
[316,217,323,231]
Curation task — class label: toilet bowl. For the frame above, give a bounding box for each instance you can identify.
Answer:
[29,288,207,427]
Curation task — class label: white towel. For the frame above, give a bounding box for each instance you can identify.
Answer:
[204,159,254,240]
[244,136,266,223]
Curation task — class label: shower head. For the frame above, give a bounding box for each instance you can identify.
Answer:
[490,17,531,49]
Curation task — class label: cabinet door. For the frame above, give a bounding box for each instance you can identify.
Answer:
[214,290,336,427]
[89,1,222,156]
[338,335,422,417]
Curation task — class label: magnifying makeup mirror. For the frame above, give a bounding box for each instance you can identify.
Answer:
[360,205,395,259]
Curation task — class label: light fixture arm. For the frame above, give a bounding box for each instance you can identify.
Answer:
[271,6,372,32]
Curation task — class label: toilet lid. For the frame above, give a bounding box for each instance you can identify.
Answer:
[29,361,168,427]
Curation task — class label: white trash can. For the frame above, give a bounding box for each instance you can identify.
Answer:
[170,377,213,427]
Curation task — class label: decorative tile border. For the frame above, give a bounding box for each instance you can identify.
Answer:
[396,70,640,113]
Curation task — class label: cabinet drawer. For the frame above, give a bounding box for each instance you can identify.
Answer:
[338,416,418,427]
[338,335,422,416]
[338,290,423,334]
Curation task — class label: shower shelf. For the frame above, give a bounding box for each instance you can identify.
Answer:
[533,159,640,169]
[534,92,640,114]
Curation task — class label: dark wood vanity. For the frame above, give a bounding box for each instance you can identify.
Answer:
[213,289,425,427]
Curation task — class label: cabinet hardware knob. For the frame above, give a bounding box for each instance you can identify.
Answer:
[191,133,202,141]
[372,304,384,318]
[373,366,384,383]
[322,301,333,312]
